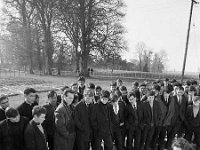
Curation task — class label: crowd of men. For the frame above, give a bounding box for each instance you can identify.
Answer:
[0,77,199,150]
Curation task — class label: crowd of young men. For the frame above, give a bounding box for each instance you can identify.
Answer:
[0,77,199,150]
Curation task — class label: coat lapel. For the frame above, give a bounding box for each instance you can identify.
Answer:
[31,120,46,141]
[99,102,107,116]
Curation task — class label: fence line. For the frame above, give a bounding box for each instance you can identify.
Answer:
[50,68,199,80]
[0,68,26,78]
[0,67,198,81]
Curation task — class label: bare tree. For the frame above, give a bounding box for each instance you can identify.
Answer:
[27,0,57,74]
[3,0,36,73]
[56,0,126,76]
[151,50,168,72]
[135,42,146,71]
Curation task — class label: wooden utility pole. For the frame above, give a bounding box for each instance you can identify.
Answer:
[181,0,197,83]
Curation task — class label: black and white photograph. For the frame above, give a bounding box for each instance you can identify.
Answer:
[0,0,200,150]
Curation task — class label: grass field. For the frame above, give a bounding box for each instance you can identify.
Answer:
[1,74,136,108]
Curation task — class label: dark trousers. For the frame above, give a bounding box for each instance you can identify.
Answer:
[47,135,54,150]
[151,126,162,149]
[140,125,155,150]
[158,126,167,150]
[95,133,113,150]
[91,132,96,150]
[166,123,184,149]
[113,129,123,150]
[120,126,126,149]
[77,139,90,150]
[127,127,141,150]
[185,126,200,149]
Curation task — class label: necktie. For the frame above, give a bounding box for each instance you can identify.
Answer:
[165,97,168,103]
[178,96,182,104]
[114,105,118,114]
[134,104,136,110]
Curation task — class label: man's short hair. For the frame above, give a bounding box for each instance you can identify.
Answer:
[0,94,8,103]
[146,90,155,97]
[191,80,198,85]
[165,78,169,82]
[63,88,74,96]
[111,94,119,102]
[78,76,85,82]
[189,86,196,92]
[24,88,36,95]
[95,86,102,91]
[32,106,46,117]
[48,90,57,98]
[5,107,19,118]
[153,84,161,91]
[178,86,184,91]
[172,138,194,150]
[101,90,110,98]
[185,80,191,86]
[133,81,139,87]
[119,86,127,91]
[163,87,172,94]
[87,83,95,89]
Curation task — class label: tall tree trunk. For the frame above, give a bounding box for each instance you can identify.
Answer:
[21,0,33,74]
[79,0,93,77]
[43,24,53,75]
[75,44,80,72]
[27,23,34,74]
[80,53,88,77]
[36,28,42,71]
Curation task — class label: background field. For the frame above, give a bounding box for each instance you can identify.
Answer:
[1,75,136,108]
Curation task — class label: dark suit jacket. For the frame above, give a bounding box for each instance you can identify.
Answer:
[74,101,91,141]
[143,100,162,126]
[122,95,129,104]
[94,95,100,103]
[156,95,169,126]
[125,101,144,130]
[54,102,76,150]
[24,120,48,150]
[0,108,6,121]
[17,101,34,121]
[91,101,114,136]
[110,101,126,130]
[185,105,200,127]
[78,85,85,95]
[42,103,56,137]
[171,95,188,125]
[0,116,29,150]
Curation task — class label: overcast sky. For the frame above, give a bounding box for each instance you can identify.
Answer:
[123,0,200,73]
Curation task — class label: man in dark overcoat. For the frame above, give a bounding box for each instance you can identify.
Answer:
[54,88,76,150]
[0,107,28,150]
